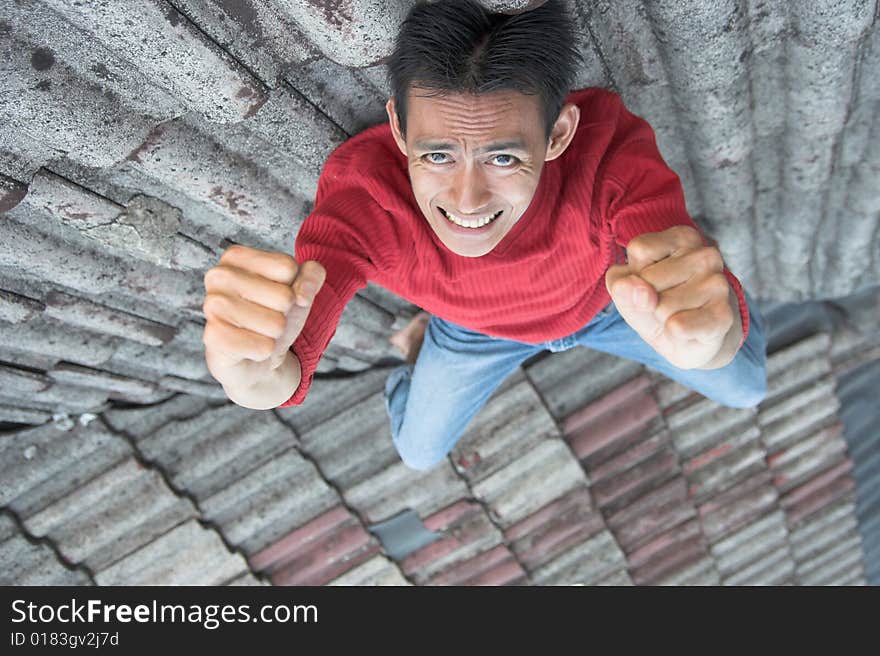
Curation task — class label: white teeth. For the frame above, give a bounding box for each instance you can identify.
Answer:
[440,208,501,228]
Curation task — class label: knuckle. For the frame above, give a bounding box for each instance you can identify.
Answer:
[708,272,729,295]
[701,246,723,271]
[667,314,690,339]
[256,337,275,360]
[202,293,221,317]
[277,286,296,312]
[203,265,227,289]
[219,244,244,264]
[268,312,287,339]
[278,254,299,281]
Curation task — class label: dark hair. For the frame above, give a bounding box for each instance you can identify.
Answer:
[386,0,583,140]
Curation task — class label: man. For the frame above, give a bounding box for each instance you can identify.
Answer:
[202,0,767,471]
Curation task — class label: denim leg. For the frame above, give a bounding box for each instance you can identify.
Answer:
[573,289,768,408]
[383,316,540,471]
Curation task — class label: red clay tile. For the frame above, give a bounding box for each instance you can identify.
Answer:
[684,442,734,474]
[422,499,479,532]
[785,477,856,527]
[613,502,697,553]
[588,430,671,483]
[250,505,350,571]
[401,504,496,575]
[780,458,853,509]
[699,482,779,543]
[566,395,660,461]
[630,535,707,585]
[606,476,689,529]
[592,448,679,511]
[504,486,595,541]
[272,526,378,586]
[502,486,605,569]
[428,545,524,586]
[626,518,702,567]
[249,505,380,586]
[562,375,653,435]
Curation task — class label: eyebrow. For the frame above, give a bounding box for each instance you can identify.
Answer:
[414,140,528,154]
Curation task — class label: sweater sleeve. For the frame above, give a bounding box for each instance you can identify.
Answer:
[598,102,750,348]
[276,186,401,408]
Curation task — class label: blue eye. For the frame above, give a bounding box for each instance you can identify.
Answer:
[491,154,517,167]
[424,152,450,164]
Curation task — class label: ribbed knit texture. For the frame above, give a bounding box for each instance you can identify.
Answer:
[278,88,750,408]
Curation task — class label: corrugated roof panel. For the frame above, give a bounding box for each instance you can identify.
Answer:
[766,331,831,373]
[698,470,779,543]
[665,398,756,460]
[342,459,469,525]
[200,448,339,555]
[427,544,526,586]
[630,534,708,586]
[102,394,218,438]
[657,555,720,586]
[789,499,859,552]
[710,510,791,575]
[400,501,502,584]
[42,0,266,123]
[531,530,627,586]
[250,505,380,586]
[684,427,767,503]
[563,375,663,463]
[94,519,248,585]
[277,367,390,434]
[0,419,132,519]
[452,379,561,482]
[328,555,410,586]
[588,429,672,484]
[136,404,298,500]
[605,476,696,552]
[0,515,91,585]
[504,486,605,572]
[796,531,864,585]
[471,439,588,529]
[592,447,680,513]
[298,391,399,491]
[524,348,644,422]
[22,457,196,571]
[781,458,856,525]
[722,545,796,586]
[768,422,849,492]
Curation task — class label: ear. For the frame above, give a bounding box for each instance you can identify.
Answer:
[544,102,580,162]
[386,98,408,156]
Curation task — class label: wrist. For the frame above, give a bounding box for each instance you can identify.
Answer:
[221,351,302,410]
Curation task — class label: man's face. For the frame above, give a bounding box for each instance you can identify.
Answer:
[387,88,578,258]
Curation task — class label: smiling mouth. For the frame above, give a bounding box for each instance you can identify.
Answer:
[439,206,503,228]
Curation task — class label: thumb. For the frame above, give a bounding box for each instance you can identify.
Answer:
[269,260,326,368]
[606,266,657,312]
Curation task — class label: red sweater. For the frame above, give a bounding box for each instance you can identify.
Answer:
[278,88,749,407]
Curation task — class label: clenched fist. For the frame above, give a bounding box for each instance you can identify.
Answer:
[604,225,742,370]
[202,244,326,391]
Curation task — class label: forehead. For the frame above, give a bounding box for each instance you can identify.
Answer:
[405,88,543,146]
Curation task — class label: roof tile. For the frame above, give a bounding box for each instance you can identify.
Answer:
[472,439,588,528]
[400,501,501,582]
[452,379,562,483]
[504,486,605,571]
[23,457,196,571]
[94,519,248,585]
[250,505,379,586]
[427,544,526,586]
[531,530,627,585]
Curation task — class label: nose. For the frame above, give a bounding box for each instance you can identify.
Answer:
[451,162,493,215]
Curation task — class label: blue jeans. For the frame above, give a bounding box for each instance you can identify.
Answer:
[384,290,768,471]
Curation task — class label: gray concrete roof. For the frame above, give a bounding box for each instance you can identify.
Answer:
[1,0,878,585]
